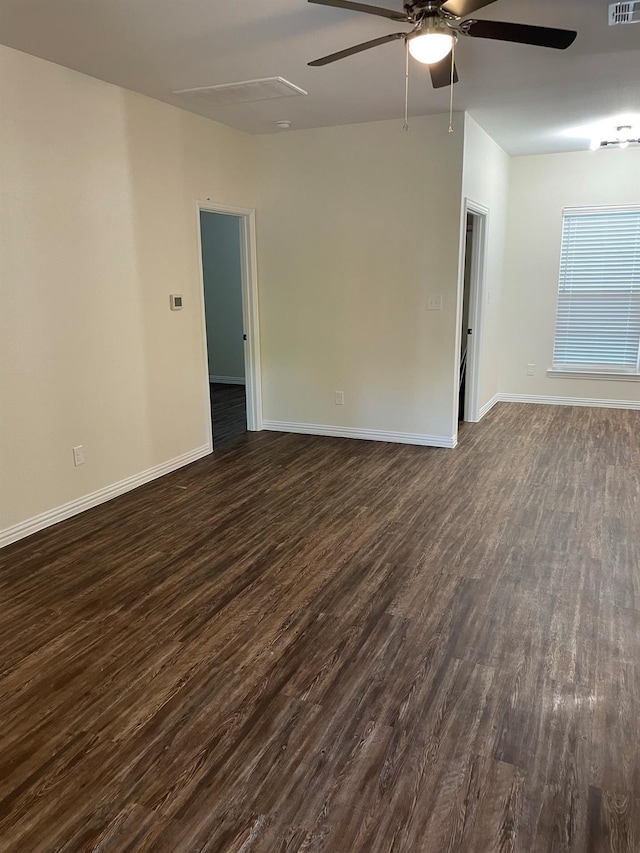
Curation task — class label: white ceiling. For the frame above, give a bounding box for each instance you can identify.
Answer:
[0,0,639,154]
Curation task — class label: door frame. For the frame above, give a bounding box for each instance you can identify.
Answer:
[196,201,263,441]
[456,198,489,425]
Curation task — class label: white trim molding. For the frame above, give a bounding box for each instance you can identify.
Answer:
[497,393,640,411]
[0,444,211,549]
[478,394,501,419]
[455,198,490,425]
[209,375,246,385]
[547,369,640,382]
[263,420,457,449]
[564,204,640,217]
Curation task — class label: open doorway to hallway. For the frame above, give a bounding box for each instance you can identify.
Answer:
[457,200,488,425]
[200,210,247,450]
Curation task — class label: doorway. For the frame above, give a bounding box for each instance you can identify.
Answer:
[457,200,488,424]
[197,203,262,451]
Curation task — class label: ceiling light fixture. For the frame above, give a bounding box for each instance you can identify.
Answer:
[617,125,632,147]
[591,124,640,149]
[563,114,640,150]
[408,20,455,65]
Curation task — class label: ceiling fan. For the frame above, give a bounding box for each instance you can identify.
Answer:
[307,0,578,88]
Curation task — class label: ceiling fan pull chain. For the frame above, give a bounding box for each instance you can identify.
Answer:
[403,39,409,131]
[448,36,456,133]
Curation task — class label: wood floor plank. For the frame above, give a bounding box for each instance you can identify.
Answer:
[210,383,247,451]
[1,403,639,850]
[586,786,639,853]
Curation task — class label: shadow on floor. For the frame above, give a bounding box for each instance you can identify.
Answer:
[210,383,246,451]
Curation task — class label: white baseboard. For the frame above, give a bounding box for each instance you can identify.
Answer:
[209,375,245,385]
[478,394,501,420]
[497,393,640,411]
[0,443,212,549]
[263,420,457,449]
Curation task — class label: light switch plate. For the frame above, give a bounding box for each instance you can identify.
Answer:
[427,296,443,311]
[170,294,183,310]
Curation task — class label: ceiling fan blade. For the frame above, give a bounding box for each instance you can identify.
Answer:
[464,19,577,50]
[429,57,459,88]
[309,32,405,66]
[440,0,498,17]
[307,0,408,22]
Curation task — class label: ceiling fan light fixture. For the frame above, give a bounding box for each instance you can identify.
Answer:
[617,125,633,147]
[585,121,640,150]
[408,29,454,65]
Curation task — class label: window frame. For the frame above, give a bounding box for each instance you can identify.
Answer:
[549,204,640,380]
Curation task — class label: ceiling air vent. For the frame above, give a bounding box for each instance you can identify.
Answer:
[173,77,307,105]
[609,2,640,24]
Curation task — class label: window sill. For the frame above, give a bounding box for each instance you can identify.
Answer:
[547,369,640,382]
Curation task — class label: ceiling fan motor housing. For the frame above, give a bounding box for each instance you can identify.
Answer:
[404,1,448,23]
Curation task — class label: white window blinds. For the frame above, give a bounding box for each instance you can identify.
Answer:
[553,206,640,373]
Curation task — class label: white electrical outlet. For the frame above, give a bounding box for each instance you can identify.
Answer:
[73,445,85,466]
[427,295,443,311]
[527,364,535,376]
[334,391,344,406]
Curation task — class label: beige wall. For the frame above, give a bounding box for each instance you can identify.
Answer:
[255,114,465,443]
[0,45,469,545]
[18,40,623,544]
[461,115,509,414]
[500,147,640,404]
[0,45,255,539]
[9,41,637,546]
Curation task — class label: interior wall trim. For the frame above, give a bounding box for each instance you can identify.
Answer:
[208,375,246,385]
[0,444,211,549]
[478,394,501,419]
[262,420,457,449]
[497,393,640,410]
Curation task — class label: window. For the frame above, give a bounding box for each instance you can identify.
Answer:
[552,206,640,376]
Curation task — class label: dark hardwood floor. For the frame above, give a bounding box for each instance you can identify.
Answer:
[1,403,639,851]
[210,383,246,451]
